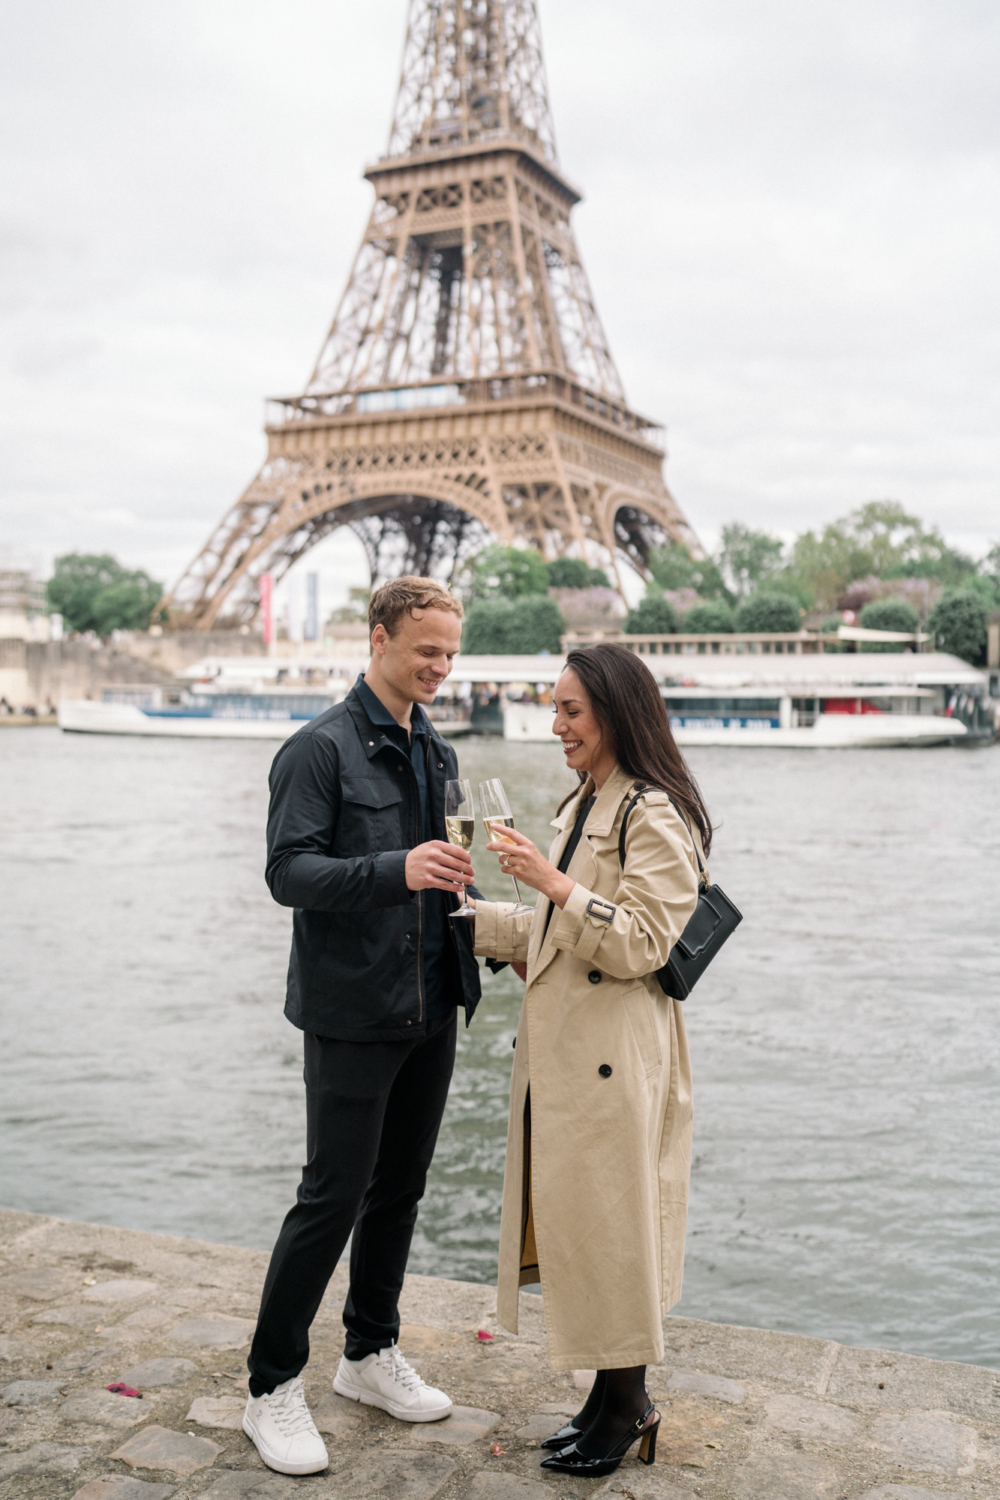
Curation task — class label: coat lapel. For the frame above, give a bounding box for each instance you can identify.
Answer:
[526,783,588,974]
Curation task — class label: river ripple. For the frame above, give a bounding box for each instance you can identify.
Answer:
[1,728,997,1368]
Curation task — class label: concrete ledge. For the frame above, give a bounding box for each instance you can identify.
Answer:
[0,1210,997,1498]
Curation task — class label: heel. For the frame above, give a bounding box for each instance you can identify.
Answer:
[638,1414,659,1465]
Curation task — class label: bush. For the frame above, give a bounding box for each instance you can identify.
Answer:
[461,595,565,654]
[859,598,920,633]
[548,585,623,630]
[545,558,610,589]
[857,598,919,652]
[46,553,163,636]
[734,592,801,633]
[927,588,988,664]
[683,601,735,634]
[624,593,678,635]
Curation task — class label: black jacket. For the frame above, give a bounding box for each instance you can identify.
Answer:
[265,686,482,1041]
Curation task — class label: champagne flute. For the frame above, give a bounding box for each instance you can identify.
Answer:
[478,778,532,916]
[444,779,476,920]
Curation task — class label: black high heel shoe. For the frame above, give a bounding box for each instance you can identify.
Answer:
[539,1401,660,1477]
[540,1419,587,1450]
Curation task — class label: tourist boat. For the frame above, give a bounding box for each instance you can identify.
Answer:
[58,684,347,739]
[450,651,993,748]
[58,668,473,739]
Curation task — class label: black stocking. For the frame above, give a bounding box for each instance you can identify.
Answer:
[575,1364,648,1457]
[571,1369,607,1431]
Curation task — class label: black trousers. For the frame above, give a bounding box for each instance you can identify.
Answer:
[247,1013,457,1397]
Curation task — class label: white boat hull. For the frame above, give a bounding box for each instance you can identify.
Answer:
[502,703,966,747]
[59,701,476,742]
[59,701,302,739]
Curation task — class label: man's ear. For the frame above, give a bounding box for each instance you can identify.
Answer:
[370,624,387,656]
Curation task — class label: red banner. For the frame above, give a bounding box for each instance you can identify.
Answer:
[259,573,273,645]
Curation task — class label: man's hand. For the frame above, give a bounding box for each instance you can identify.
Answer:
[405,840,475,893]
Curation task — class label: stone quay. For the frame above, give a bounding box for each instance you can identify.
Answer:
[0,1209,996,1499]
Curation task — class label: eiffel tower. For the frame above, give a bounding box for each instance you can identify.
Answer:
[161,0,701,629]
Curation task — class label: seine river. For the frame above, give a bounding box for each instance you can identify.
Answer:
[1,727,998,1369]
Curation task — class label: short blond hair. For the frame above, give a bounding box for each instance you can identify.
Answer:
[368,575,464,637]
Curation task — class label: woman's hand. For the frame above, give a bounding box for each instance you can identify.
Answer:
[511,961,528,982]
[486,827,575,909]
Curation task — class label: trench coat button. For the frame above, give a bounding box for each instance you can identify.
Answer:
[598,1063,612,1078]
[588,970,601,984]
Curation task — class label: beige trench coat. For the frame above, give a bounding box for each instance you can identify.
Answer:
[473,764,701,1371]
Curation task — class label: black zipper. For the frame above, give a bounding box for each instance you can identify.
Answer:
[413,742,424,1025]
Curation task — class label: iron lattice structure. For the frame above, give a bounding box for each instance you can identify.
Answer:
[162,0,701,628]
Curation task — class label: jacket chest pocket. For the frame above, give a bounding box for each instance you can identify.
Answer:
[338,776,406,854]
[621,983,663,1079]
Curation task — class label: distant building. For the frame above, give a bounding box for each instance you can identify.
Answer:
[0,564,53,642]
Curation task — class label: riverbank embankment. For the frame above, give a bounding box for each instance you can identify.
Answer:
[0,1210,996,1498]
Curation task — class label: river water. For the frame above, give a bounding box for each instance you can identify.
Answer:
[1,727,997,1369]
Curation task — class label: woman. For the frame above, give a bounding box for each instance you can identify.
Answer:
[473,642,712,1478]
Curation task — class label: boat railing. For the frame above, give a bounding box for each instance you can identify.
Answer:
[563,630,823,657]
[563,624,937,656]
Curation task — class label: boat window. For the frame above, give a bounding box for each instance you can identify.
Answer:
[662,697,781,714]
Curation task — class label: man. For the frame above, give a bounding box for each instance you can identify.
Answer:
[243,576,481,1476]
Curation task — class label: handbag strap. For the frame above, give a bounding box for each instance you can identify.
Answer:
[618,784,709,887]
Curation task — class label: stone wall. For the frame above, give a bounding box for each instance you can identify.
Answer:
[0,633,276,711]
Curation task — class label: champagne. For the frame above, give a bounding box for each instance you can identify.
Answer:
[445,816,475,851]
[484,815,516,845]
[444,778,476,919]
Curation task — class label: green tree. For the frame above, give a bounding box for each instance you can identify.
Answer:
[962,573,1000,610]
[545,558,610,589]
[624,593,678,634]
[648,544,730,601]
[461,600,512,652]
[683,601,735,633]
[786,501,972,610]
[979,542,1000,604]
[718,524,784,601]
[735,592,801,633]
[927,589,988,664]
[858,598,920,652]
[462,544,549,601]
[46,553,163,635]
[461,595,565,653]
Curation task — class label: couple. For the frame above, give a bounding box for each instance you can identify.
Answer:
[243,574,711,1481]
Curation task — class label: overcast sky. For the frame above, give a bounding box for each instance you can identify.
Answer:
[3,0,998,612]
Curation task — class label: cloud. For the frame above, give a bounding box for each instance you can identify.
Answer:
[1,0,997,602]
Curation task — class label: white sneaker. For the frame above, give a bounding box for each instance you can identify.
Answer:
[333,1342,453,1422]
[242,1376,329,1475]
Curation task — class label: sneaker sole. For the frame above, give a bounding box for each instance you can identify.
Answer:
[242,1415,329,1474]
[332,1374,452,1423]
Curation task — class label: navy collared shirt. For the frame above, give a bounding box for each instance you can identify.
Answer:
[353,675,455,1021]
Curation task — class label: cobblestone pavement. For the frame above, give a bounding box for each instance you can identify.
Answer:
[1,1210,997,1499]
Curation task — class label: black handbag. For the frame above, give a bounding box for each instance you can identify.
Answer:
[618,786,742,1000]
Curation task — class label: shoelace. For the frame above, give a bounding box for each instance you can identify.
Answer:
[266,1378,318,1436]
[380,1345,423,1392]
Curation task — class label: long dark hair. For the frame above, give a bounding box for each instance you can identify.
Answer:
[559,642,713,856]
